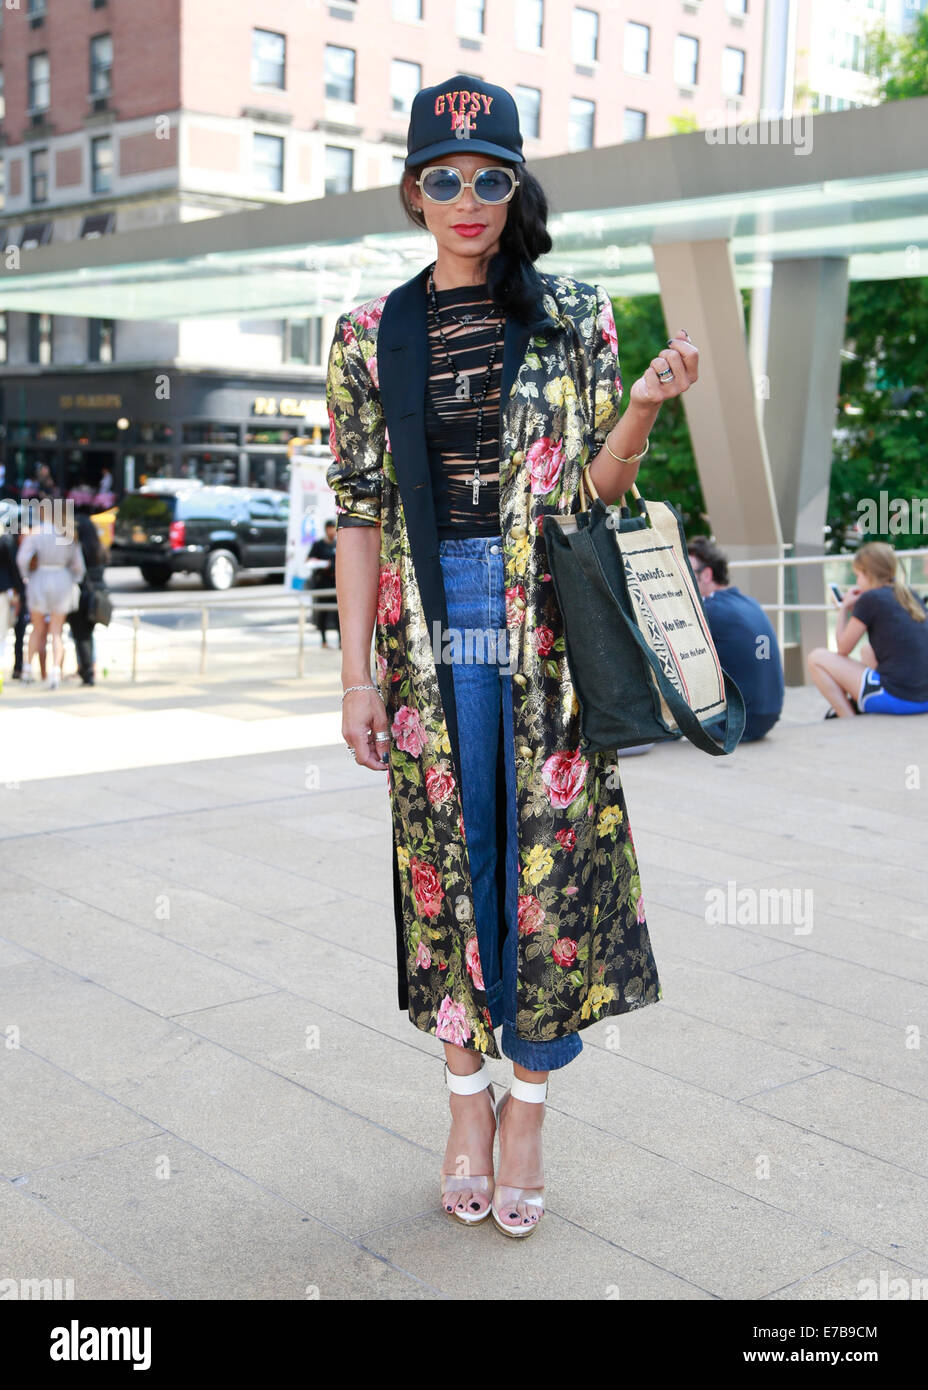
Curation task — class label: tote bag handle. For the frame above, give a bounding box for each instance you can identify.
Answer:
[579,463,649,520]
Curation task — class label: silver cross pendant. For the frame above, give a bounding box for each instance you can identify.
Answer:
[471,467,482,505]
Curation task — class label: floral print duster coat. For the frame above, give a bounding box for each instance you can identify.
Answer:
[325,261,661,1059]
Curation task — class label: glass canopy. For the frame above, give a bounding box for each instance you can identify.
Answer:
[2,170,927,320]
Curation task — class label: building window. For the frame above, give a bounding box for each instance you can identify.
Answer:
[624,108,646,141]
[88,318,115,363]
[391,153,407,180]
[89,33,112,96]
[253,132,284,192]
[391,59,421,114]
[325,45,355,102]
[28,312,52,365]
[20,221,52,249]
[568,97,595,150]
[325,145,354,195]
[572,8,599,64]
[90,135,112,193]
[514,85,541,139]
[393,0,423,17]
[722,46,745,96]
[516,0,544,49]
[624,22,650,76]
[0,313,7,366]
[284,317,323,365]
[27,0,47,18]
[80,211,116,237]
[30,147,49,202]
[726,0,748,12]
[675,34,699,87]
[252,29,286,89]
[457,0,485,37]
[28,52,50,112]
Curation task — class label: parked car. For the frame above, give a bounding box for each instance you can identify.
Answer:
[109,484,289,590]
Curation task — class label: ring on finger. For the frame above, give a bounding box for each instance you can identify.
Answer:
[657,366,674,382]
[374,732,391,742]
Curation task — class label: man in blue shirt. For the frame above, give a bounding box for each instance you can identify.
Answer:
[687,536,784,742]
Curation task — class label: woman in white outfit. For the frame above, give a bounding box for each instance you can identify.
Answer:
[16,514,85,688]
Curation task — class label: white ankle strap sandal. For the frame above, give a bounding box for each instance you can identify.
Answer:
[440,1062,501,1225]
[491,1077,548,1238]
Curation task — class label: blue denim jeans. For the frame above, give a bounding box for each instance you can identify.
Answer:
[438,533,582,1072]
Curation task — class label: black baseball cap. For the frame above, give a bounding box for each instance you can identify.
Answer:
[405,75,524,168]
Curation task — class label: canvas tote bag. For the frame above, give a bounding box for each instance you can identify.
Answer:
[541,463,746,755]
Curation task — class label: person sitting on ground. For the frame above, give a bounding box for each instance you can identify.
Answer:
[687,535,784,742]
[807,541,928,718]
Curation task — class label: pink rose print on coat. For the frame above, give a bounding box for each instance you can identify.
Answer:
[410,855,444,918]
[425,759,456,807]
[517,894,545,935]
[531,625,555,657]
[552,937,579,969]
[527,437,565,495]
[436,995,471,1046]
[377,564,402,626]
[555,827,576,851]
[392,704,426,756]
[598,299,618,357]
[505,583,526,630]
[415,941,432,970]
[355,296,387,331]
[366,353,379,388]
[465,936,485,991]
[341,319,358,348]
[541,749,589,808]
[376,651,388,684]
[458,811,467,844]
[384,423,391,454]
[636,892,646,924]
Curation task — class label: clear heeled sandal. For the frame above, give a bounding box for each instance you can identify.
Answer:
[491,1075,547,1238]
[440,1062,501,1225]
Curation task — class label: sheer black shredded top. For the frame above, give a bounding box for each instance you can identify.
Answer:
[425,280,504,539]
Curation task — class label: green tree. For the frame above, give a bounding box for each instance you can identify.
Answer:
[611,292,708,535]
[825,10,928,552]
[828,277,928,552]
[869,10,928,99]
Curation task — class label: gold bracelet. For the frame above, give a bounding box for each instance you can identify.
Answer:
[604,433,650,465]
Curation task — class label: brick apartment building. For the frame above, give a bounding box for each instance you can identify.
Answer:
[0,0,766,499]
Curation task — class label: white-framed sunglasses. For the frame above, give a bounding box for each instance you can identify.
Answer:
[416,165,520,205]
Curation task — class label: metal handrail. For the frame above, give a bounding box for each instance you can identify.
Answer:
[101,586,341,681]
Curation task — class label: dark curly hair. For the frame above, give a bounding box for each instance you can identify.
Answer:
[687,535,729,586]
[398,159,554,326]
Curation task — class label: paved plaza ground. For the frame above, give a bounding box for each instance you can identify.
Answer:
[1,667,926,1300]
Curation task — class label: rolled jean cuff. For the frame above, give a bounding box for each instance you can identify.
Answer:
[500,1024,582,1072]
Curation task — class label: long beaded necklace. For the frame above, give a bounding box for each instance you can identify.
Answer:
[426,263,504,507]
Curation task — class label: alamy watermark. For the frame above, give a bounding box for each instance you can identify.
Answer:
[0,497,75,536]
[857,491,928,537]
[703,104,813,157]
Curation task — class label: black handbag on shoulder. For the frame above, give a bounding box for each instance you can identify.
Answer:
[82,579,113,627]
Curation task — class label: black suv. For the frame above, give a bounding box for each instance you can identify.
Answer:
[109,483,289,590]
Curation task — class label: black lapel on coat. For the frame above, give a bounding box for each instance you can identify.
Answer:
[376,263,560,790]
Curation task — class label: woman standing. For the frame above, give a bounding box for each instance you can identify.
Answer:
[16,505,86,688]
[326,75,699,1237]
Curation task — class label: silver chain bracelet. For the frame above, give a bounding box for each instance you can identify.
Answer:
[342,682,382,701]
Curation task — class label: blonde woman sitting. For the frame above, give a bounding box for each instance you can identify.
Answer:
[807,541,928,718]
